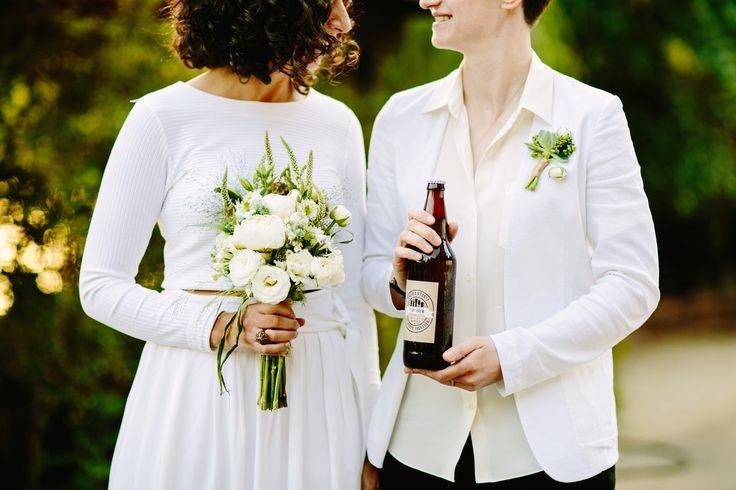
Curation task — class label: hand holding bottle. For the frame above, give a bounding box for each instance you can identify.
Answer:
[392,209,458,291]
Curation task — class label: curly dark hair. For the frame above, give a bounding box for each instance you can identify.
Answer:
[159,0,360,94]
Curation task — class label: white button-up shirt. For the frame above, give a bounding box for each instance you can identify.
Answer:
[387,56,551,482]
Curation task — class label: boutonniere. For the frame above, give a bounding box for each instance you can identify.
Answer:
[524,128,576,191]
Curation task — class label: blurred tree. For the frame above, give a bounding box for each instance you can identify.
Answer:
[554,0,736,292]
[0,1,186,487]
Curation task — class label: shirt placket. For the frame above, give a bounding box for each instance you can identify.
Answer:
[456,105,479,414]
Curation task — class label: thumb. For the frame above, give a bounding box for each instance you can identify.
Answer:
[448,221,459,242]
[443,338,479,363]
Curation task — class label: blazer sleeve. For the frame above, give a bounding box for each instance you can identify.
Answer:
[78,98,233,352]
[491,95,660,396]
[361,98,407,319]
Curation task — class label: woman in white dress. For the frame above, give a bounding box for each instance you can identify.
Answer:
[77,1,380,488]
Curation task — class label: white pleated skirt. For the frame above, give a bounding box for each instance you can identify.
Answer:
[108,289,364,490]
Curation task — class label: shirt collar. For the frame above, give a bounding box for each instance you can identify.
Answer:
[421,49,554,125]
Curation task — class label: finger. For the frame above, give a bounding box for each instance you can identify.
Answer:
[263,328,298,343]
[443,338,482,364]
[252,302,296,318]
[260,314,301,331]
[448,221,459,242]
[408,209,435,225]
[407,220,441,247]
[411,361,472,383]
[399,230,434,254]
[255,342,291,355]
[394,246,423,262]
[453,382,476,392]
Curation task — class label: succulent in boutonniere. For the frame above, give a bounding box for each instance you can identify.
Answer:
[524,128,576,191]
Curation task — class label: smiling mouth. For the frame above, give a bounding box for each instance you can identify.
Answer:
[433,14,452,23]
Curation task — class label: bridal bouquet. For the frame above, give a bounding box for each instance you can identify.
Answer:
[208,133,352,410]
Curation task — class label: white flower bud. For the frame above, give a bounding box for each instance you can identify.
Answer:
[330,205,352,227]
[548,165,567,181]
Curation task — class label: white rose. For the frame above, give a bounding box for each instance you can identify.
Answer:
[330,205,352,227]
[310,252,344,287]
[262,190,299,221]
[251,265,291,304]
[232,215,286,251]
[228,249,264,287]
[285,249,313,282]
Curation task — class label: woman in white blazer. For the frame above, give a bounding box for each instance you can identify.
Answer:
[360,0,659,487]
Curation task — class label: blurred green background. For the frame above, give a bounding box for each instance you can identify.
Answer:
[1,0,735,488]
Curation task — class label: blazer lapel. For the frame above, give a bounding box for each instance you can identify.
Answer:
[398,110,451,210]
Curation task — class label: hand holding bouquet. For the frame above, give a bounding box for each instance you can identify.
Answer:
[209,133,352,410]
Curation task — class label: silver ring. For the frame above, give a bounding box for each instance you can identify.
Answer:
[255,329,271,345]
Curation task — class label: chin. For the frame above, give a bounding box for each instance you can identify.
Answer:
[430,34,458,52]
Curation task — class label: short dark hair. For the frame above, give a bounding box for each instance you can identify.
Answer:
[523,0,552,26]
[159,0,359,94]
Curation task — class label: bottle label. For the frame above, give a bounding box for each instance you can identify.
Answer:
[404,279,439,344]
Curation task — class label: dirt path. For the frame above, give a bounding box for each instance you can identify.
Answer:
[616,333,736,489]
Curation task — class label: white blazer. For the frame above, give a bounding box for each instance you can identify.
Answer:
[361,52,660,483]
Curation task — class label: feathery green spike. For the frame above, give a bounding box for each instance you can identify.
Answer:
[280,136,301,179]
[264,132,274,167]
[305,150,314,184]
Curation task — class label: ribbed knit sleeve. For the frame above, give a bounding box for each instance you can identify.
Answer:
[78,98,230,352]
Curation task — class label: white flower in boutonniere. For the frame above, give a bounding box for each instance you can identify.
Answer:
[524,128,577,191]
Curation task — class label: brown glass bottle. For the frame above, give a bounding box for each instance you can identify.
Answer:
[403,180,456,370]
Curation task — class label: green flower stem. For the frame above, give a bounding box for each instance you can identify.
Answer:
[324,219,337,235]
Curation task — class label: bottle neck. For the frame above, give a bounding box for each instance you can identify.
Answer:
[424,188,448,240]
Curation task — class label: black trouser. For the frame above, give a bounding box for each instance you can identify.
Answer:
[380,436,616,489]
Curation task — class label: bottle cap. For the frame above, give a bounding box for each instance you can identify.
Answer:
[427,179,445,190]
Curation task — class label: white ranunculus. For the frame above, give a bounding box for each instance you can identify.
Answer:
[330,205,351,227]
[310,252,345,287]
[251,265,291,304]
[232,215,286,251]
[548,165,567,181]
[228,249,264,287]
[262,190,299,221]
[285,249,313,282]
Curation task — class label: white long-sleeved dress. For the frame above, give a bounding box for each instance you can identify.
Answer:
[78,81,380,490]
